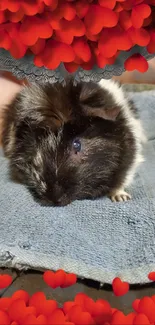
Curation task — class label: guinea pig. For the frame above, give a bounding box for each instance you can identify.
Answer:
[1,78,145,206]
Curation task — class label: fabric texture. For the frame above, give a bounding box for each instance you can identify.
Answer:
[0,47,154,83]
[0,90,155,284]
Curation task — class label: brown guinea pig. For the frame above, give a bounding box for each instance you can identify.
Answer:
[1,78,145,206]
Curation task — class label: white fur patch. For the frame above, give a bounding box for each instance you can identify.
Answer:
[34,150,43,167]
[98,79,146,188]
[31,167,47,192]
[5,123,16,157]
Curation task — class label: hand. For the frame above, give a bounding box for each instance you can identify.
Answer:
[0,73,22,144]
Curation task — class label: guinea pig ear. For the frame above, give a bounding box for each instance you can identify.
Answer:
[79,82,120,121]
[16,84,71,132]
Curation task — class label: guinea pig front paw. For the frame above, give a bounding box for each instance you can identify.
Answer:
[109,190,131,202]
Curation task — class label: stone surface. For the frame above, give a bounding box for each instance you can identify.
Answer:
[1,269,155,314]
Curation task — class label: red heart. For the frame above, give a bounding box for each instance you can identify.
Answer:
[148,271,155,281]
[30,39,46,55]
[84,297,95,314]
[99,28,132,58]
[114,3,123,12]
[10,41,27,59]
[61,273,77,288]
[12,290,29,305]
[0,11,5,23]
[19,16,53,46]
[0,311,10,325]
[49,1,75,21]
[11,321,19,325]
[0,274,12,289]
[45,10,62,30]
[4,23,27,58]
[0,0,20,12]
[34,55,45,68]
[124,54,148,73]
[60,16,86,37]
[111,311,136,325]
[93,299,112,324]
[95,299,111,316]
[67,305,83,322]
[119,11,132,31]
[133,313,150,325]
[68,305,94,325]
[131,4,151,28]
[143,15,152,27]
[107,52,119,65]
[44,40,75,69]
[132,299,140,312]
[75,1,90,18]
[6,9,24,23]
[43,270,76,289]
[55,16,85,43]
[54,270,66,287]
[112,277,129,296]
[111,311,127,325]
[43,270,57,288]
[64,62,79,73]
[74,293,89,308]
[23,314,47,325]
[81,57,95,70]
[47,309,65,325]
[74,55,85,64]
[23,306,37,318]
[63,301,76,314]
[127,27,150,46]
[138,297,155,323]
[40,300,57,316]
[72,38,91,62]
[75,312,94,325]
[98,29,117,58]
[21,1,44,16]
[43,0,58,9]
[114,29,133,50]
[85,5,118,35]
[55,30,74,45]
[86,30,99,41]
[14,306,36,324]
[126,312,137,324]
[0,29,11,51]
[98,0,116,9]
[151,295,155,304]
[61,2,76,21]
[0,297,12,312]
[122,0,143,11]
[8,299,26,322]
[29,292,46,315]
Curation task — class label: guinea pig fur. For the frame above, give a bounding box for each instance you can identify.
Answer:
[1,78,145,206]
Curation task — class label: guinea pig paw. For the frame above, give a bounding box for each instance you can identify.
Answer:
[109,190,131,203]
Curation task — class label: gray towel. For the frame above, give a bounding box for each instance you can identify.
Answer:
[0,91,155,284]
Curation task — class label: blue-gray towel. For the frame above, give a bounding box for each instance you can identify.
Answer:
[0,90,155,284]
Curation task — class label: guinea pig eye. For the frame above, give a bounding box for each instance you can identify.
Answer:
[73,139,81,153]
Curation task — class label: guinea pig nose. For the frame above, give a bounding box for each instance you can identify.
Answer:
[46,183,64,204]
[54,198,63,206]
[53,196,71,207]
[54,184,63,197]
